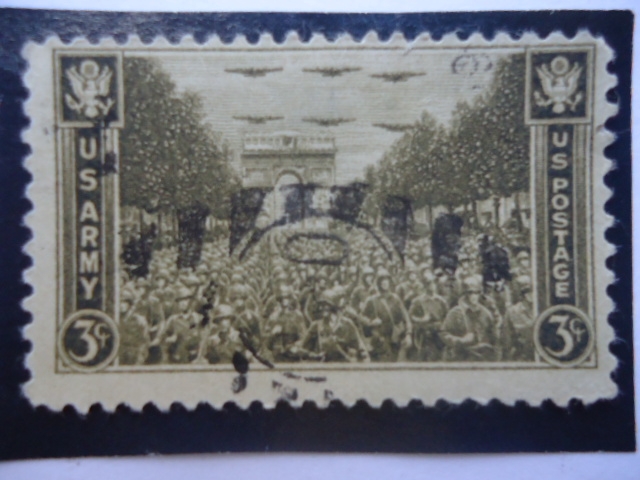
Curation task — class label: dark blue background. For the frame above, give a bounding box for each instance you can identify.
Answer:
[0,9,633,458]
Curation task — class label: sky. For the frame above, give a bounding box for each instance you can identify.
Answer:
[131,45,521,183]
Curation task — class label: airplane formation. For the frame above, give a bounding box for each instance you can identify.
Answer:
[302,117,356,127]
[302,67,362,77]
[227,66,428,128]
[224,67,284,78]
[370,71,426,82]
[224,66,426,82]
[233,115,284,125]
[372,123,416,132]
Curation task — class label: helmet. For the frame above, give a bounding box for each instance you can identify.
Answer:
[463,275,483,294]
[181,272,200,287]
[458,253,470,263]
[362,266,375,277]
[376,267,391,280]
[228,284,250,299]
[195,263,208,274]
[516,275,532,294]
[314,268,327,279]
[155,269,170,282]
[422,270,436,284]
[319,286,346,309]
[120,289,137,304]
[175,286,195,302]
[213,304,235,321]
[375,268,392,290]
[277,285,296,300]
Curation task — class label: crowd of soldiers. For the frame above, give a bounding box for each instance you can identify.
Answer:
[118,220,534,366]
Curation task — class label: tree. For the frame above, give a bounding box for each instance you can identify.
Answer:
[120,57,240,268]
[449,100,494,225]
[407,113,453,228]
[369,53,529,231]
[483,54,529,229]
[453,54,529,227]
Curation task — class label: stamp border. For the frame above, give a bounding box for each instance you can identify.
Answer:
[50,41,600,375]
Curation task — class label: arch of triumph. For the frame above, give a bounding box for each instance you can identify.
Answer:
[240,132,337,188]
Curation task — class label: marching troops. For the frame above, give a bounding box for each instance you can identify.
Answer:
[299,287,369,362]
[440,276,499,362]
[361,268,413,361]
[119,290,150,365]
[503,275,535,361]
[117,221,535,366]
[263,286,307,362]
[408,271,448,361]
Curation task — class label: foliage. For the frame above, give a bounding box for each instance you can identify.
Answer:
[120,57,239,219]
[368,54,529,223]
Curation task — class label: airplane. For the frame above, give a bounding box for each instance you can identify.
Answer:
[224,67,283,77]
[372,123,416,132]
[302,67,362,77]
[370,71,426,82]
[233,115,284,124]
[302,117,355,127]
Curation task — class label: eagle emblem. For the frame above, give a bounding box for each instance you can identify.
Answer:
[64,59,115,119]
[534,55,583,114]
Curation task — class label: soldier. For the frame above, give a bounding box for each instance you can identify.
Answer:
[162,286,202,363]
[194,263,210,291]
[456,253,475,282]
[396,260,421,310]
[177,268,200,291]
[349,265,376,313]
[479,234,512,291]
[361,268,413,361]
[144,272,170,364]
[503,275,535,361]
[302,273,330,324]
[156,269,177,319]
[201,304,246,365]
[263,269,296,320]
[241,264,263,299]
[482,276,510,326]
[439,275,498,362]
[432,213,464,273]
[295,265,310,292]
[132,276,150,305]
[263,286,307,363]
[511,249,532,278]
[299,287,369,362]
[227,283,262,343]
[435,267,462,309]
[119,290,150,365]
[195,279,219,329]
[121,230,142,278]
[408,271,448,361]
[343,265,360,300]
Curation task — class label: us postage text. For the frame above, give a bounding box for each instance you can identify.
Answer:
[23,32,617,410]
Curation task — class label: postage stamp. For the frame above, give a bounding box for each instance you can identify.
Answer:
[23,31,617,410]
